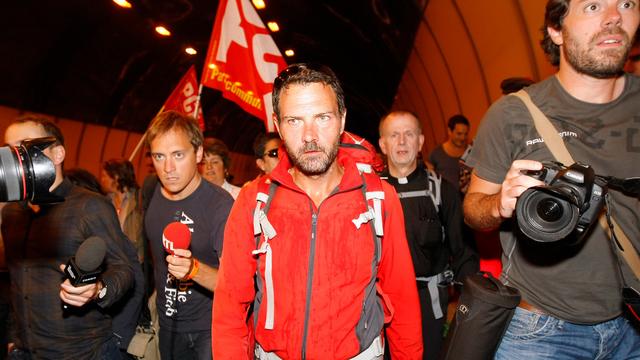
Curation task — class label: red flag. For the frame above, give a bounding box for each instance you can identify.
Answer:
[163,65,205,130]
[201,0,287,132]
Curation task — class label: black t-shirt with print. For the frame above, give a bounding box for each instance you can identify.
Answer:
[145,180,233,332]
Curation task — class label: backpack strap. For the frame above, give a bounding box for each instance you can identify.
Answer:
[395,169,445,242]
[355,171,384,263]
[252,178,278,330]
[426,169,442,213]
[395,169,442,214]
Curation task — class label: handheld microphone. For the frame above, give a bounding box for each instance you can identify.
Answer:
[162,222,191,255]
[64,236,106,286]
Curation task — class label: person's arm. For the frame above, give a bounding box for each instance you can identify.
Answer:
[463,160,544,231]
[72,196,135,308]
[212,186,259,359]
[378,183,423,359]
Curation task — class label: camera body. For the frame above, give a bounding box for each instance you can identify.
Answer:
[515,161,606,245]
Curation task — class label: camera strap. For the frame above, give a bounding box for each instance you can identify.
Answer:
[512,90,640,281]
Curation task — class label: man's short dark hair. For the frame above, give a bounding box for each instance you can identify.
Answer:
[145,110,203,151]
[13,115,65,146]
[272,63,345,122]
[202,138,231,170]
[447,114,470,131]
[103,158,139,192]
[252,132,280,158]
[541,0,570,67]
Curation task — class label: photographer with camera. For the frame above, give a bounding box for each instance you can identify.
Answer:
[463,0,640,358]
[1,116,135,359]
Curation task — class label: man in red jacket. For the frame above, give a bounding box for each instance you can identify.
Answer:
[212,63,423,359]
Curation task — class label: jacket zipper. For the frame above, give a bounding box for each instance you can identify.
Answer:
[301,208,318,360]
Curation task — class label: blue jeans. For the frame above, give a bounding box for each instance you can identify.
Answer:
[495,308,640,359]
[158,328,212,360]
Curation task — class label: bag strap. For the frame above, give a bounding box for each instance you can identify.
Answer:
[512,90,574,163]
[512,90,640,280]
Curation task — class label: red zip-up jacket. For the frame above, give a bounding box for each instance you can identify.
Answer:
[212,150,423,359]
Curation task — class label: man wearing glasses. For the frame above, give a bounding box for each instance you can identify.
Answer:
[213,63,422,359]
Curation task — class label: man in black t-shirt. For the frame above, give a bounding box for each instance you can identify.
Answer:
[379,110,478,360]
[144,111,233,359]
[464,1,640,358]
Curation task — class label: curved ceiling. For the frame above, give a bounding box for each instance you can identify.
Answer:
[394,0,556,154]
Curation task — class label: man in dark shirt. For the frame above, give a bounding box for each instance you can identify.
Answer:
[1,116,135,359]
[144,111,232,359]
[379,110,478,360]
[428,115,472,195]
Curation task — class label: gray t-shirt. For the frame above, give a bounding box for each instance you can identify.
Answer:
[429,144,472,194]
[467,74,640,324]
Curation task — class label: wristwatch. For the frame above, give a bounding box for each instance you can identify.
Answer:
[97,283,107,300]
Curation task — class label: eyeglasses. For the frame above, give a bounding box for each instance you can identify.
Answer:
[263,149,278,158]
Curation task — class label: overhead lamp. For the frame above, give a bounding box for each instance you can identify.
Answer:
[267,21,279,32]
[252,0,266,9]
[284,49,295,57]
[185,47,197,55]
[155,26,171,37]
[112,0,132,8]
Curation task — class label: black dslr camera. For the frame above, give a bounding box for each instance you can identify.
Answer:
[0,137,62,204]
[515,161,606,245]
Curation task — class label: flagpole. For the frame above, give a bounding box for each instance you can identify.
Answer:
[193,83,203,119]
[128,106,164,162]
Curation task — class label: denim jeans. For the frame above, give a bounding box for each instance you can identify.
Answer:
[495,307,640,359]
[158,328,212,360]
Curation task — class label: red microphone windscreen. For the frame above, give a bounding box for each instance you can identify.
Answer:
[162,222,191,254]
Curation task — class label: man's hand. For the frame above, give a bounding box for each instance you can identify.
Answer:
[465,160,546,231]
[167,248,194,280]
[58,264,101,306]
[497,160,545,218]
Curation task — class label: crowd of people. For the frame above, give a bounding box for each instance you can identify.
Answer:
[0,0,640,359]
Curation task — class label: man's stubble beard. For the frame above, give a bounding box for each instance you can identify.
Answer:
[285,136,340,176]
[563,27,633,79]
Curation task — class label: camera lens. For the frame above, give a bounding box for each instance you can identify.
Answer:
[536,198,564,222]
[0,146,26,202]
[0,138,57,203]
[515,187,579,242]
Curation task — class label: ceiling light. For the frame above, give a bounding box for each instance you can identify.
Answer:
[155,26,171,37]
[252,0,266,9]
[185,47,197,55]
[267,22,279,32]
[284,49,295,57]
[112,0,132,8]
